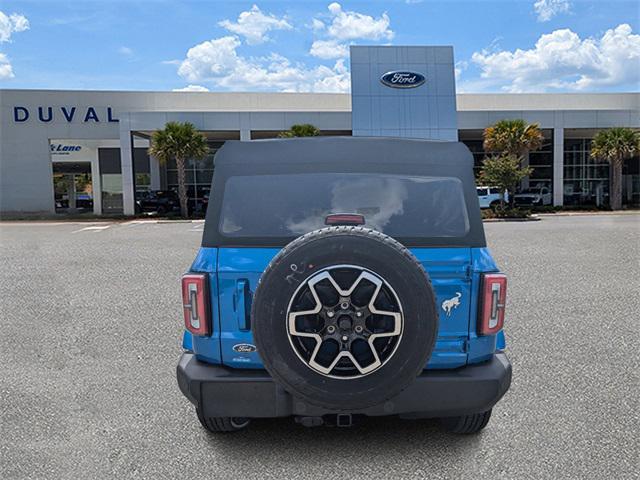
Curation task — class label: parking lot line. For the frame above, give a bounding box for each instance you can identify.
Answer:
[71,225,112,234]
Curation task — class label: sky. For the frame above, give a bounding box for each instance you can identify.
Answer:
[0,0,638,93]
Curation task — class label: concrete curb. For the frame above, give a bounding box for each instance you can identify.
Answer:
[535,211,640,217]
[483,217,541,223]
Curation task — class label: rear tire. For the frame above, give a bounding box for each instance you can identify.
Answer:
[196,407,250,433]
[440,409,492,434]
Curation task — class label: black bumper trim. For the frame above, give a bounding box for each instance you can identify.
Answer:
[177,352,512,418]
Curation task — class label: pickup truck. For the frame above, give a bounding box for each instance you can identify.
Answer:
[514,186,552,206]
[477,186,508,209]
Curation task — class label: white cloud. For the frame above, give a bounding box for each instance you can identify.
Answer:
[471,24,640,92]
[0,11,27,79]
[454,60,468,81]
[118,46,133,56]
[323,2,393,41]
[218,4,291,45]
[0,11,29,43]
[307,3,393,60]
[310,39,349,60]
[177,4,399,92]
[178,36,242,82]
[533,0,570,22]
[177,35,350,92]
[0,52,14,79]
[311,18,325,32]
[173,85,210,92]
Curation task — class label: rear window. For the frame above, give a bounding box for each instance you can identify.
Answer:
[219,173,469,239]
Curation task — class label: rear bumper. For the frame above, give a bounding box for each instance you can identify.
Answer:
[177,352,512,419]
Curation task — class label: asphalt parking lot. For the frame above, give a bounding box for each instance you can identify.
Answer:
[1,214,638,479]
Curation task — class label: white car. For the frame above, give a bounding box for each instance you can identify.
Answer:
[514,186,552,206]
[477,186,507,209]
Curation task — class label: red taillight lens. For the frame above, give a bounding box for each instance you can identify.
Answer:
[182,273,210,336]
[479,273,507,335]
[325,213,365,226]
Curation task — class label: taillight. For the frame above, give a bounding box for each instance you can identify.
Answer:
[182,273,210,336]
[479,273,507,335]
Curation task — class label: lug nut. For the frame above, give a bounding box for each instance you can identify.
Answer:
[355,325,363,333]
[327,310,335,318]
[327,325,336,334]
[356,311,363,318]
[342,335,348,342]
[340,302,349,310]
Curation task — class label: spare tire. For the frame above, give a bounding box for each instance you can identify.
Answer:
[252,226,438,410]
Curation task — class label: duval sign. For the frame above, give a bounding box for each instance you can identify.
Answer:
[12,106,119,123]
[380,71,426,89]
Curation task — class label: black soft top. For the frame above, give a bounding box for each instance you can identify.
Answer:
[203,137,486,248]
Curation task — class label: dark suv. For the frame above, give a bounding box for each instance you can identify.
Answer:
[177,137,512,433]
[136,190,180,215]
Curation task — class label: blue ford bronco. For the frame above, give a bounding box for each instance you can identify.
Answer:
[177,137,512,433]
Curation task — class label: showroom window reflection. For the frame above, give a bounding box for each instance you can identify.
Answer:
[164,141,221,211]
[461,130,553,191]
[564,138,640,207]
[564,139,609,206]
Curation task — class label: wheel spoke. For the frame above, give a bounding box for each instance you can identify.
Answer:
[286,265,403,379]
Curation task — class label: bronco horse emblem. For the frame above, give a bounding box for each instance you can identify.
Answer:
[442,292,462,317]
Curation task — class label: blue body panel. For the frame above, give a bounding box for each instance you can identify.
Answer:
[186,246,505,370]
[186,248,223,365]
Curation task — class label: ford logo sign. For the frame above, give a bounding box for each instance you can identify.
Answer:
[232,343,257,353]
[380,71,426,89]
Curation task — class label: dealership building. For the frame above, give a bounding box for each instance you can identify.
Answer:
[1,46,638,216]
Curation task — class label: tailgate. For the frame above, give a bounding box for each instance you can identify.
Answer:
[215,247,471,370]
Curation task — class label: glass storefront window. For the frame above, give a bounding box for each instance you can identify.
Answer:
[461,130,553,191]
[459,139,496,180]
[165,142,223,214]
[99,148,123,214]
[52,164,94,213]
[527,137,553,189]
[101,174,124,212]
[135,173,151,191]
[563,138,610,206]
[196,170,213,184]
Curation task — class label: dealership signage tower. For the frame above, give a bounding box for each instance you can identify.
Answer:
[350,45,457,141]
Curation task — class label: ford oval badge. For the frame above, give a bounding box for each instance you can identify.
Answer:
[233,343,257,353]
[380,71,426,89]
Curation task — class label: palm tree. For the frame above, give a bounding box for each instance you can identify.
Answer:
[148,122,209,217]
[278,123,320,138]
[590,128,640,210]
[481,119,544,207]
[483,119,544,160]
